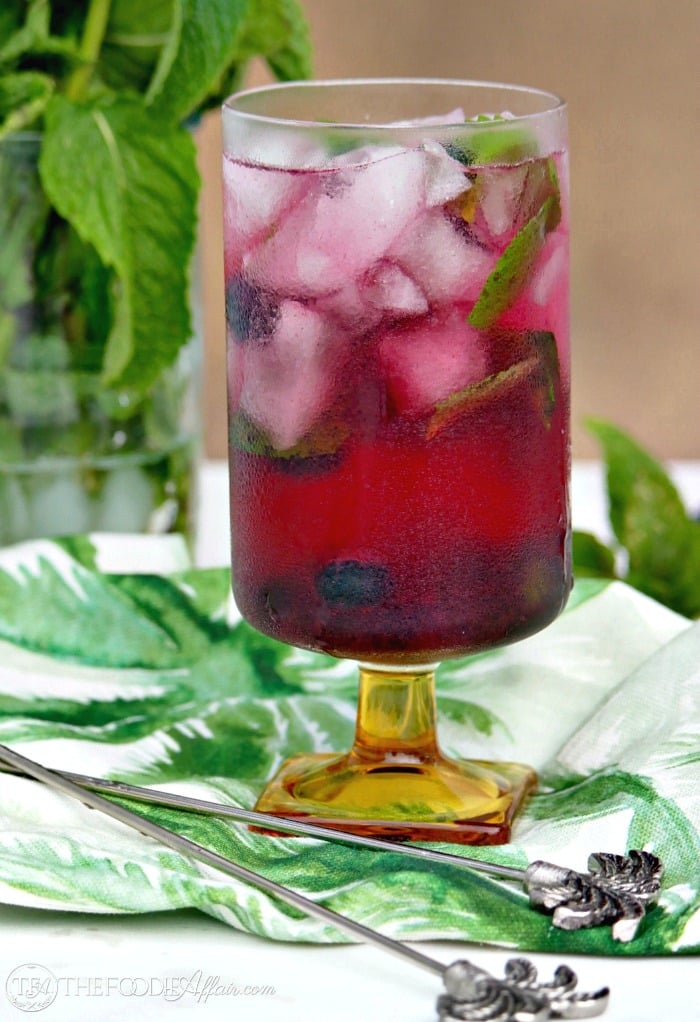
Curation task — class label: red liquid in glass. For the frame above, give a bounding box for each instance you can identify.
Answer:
[225,149,571,663]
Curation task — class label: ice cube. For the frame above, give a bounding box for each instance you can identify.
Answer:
[476,165,530,242]
[421,141,471,206]
[222,156,308,273]
[340,140,469,206]
[361,262,428,317]
[315,279,384,333]
[392,210,496,306]
[532,235,567,308]
[329,144,406,168]
[223,118,327,170]
[496,234,568,343]
[379,311,488,416]
[246,149,426,296]
[531,235,569,366]
[239,302,345,450]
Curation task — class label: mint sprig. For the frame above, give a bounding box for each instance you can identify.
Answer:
[468,195,557,330]
[426,330,560,440]
[230,412,350,461]
[40,95,198,389]
[445,114,539,166]
[426,358,536,441]
[572,420,700,618]
[0,0,312,394]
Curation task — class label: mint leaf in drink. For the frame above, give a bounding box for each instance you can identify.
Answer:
[468,196,556,330]
[520,157,561,230]
[446,114,539,166]
[588,419,700,618]
[39,94,198,391]
[528,329,559,424]
[426,357,536,441]
[230,411,349,462]
[426,329,559,440]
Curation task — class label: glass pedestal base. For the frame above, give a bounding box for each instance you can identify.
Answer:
[254,662,536,844]
[254,752,536,845]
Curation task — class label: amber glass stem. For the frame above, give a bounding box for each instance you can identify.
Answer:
[349,663,442,765]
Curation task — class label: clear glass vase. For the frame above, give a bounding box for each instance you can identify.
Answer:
[0,134,199,546]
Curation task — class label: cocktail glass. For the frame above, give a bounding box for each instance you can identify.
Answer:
[222,80,570,844]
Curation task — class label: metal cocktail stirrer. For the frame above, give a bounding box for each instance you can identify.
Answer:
[0,743,609,1021]
[0,754,663,943]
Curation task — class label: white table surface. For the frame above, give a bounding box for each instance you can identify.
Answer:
[2,460,699,1022]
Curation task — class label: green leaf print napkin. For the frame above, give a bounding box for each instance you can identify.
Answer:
[0,535,697,956]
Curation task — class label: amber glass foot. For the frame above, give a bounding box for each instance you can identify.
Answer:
[254,663,536,845]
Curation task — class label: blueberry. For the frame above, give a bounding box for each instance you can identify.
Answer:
[225,275,279,342]
[316,560,392,608]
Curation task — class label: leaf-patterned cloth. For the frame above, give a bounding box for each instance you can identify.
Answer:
[0,535,697,955]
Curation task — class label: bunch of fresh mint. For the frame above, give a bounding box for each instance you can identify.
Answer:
[0,0,311,396]
[573,420,700,619]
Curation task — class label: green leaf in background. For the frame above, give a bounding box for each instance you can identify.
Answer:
[587,419,700,618]
[0,2,23,55]
[237,0,313,82]
[0,135,49,313]
[39,93,198,390]
[0,0,312,532]
[572,530,617,580]
[145,0,312,123]
[144,0,249,123]
[0,71,54,138]
[99,0,180,96]
[0,0,47,66]
[0,0,80,70]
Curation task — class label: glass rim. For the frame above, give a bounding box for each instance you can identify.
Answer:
[222,77,566,130]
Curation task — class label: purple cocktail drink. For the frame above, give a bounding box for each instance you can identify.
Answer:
[223,80,570,842]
